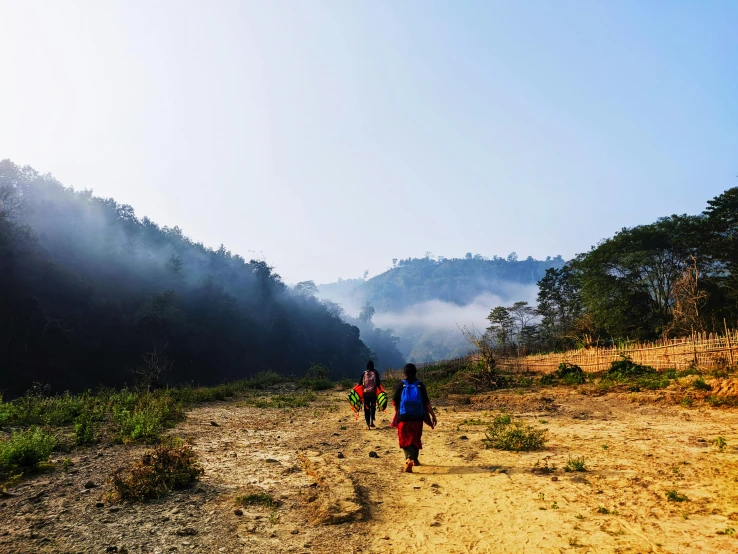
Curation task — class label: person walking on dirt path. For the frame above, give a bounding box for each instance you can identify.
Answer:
[359,360,381,430]
[392,363,437,473]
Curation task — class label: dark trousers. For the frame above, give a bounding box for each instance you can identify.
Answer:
[364,394,377,425]
[403,445,419,461]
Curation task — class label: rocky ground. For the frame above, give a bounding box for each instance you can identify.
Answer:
[2,381,738,553]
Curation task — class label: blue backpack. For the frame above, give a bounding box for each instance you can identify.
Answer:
[400,379,423,418]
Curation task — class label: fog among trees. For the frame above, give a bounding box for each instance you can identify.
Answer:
[0,160,372,397]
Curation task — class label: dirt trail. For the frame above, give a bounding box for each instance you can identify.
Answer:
[3,388,738,553]
[353,391,738,554]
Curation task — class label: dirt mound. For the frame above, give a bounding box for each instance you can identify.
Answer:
[709,378,738,398]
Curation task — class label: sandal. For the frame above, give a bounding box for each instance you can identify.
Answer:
[403,459,414,473]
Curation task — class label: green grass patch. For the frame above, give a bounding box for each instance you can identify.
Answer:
[0,427,56,474]
[666,489,688,502]
[483,414,547,451]
[113,393,184,443]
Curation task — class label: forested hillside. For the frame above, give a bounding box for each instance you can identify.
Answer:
[320,255,564,313]
[482,186,738,355]
[0,160,371,397]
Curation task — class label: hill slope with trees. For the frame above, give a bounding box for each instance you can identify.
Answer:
[480,185,738,356]
[0,160,371,397]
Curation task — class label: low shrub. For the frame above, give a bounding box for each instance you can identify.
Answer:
[557,363,585,384]
[605,356,656,381]
[484,414,547,451]
[235,370,285,390]
[337,378,355,389]
[108,444,203,502]
[539,373,556,386]
[305,363,329,380]
[74,413,96,446]
[113,394,183,443]
[692,378,712,391]
[0,427,56,473]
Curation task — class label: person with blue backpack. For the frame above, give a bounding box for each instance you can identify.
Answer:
[392,363,437,473]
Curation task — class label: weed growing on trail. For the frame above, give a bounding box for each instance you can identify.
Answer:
[680,396,693,407]
[0,427,56,474]
[484,414,547,452]
[107,444,203,502]
[596,506,610,514]
[551,501,559,509]
[713,436,728,451]
[74,413,96,445]
[666,489,688,502]
[575,514,584,520]
[568,537,582,547]
[717,527,736,536]
[532,456,557,475]
[236,491,280,508]
[602,444,609,450]
[61,457,73,472]
[564,456,588,472]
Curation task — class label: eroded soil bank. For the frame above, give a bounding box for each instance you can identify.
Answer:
[2,386,738,554]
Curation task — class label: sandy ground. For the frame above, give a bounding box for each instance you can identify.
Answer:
[2,386,738,554]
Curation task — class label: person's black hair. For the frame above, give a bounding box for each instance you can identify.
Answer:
[403,363,417,379]
[366,360,374,370]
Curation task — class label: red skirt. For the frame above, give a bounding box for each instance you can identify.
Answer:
[397,420,424,450]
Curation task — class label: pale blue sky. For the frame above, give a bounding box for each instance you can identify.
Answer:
[1,0,736,284]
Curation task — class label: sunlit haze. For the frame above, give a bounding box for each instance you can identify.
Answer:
[1,0,736,283]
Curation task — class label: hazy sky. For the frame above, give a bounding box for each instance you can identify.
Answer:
[1,1,736,284]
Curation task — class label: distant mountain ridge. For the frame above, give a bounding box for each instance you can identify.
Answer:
[318,254,566,362]
[319,254,565,313]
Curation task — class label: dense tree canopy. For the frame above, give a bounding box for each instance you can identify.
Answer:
[512,186,738,352]
[0,160,371,397]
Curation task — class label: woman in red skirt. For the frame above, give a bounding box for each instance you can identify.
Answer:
[392,363,437,473]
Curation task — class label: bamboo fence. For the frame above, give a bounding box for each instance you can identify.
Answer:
[503,330,738,374]
[385,329,738,378]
